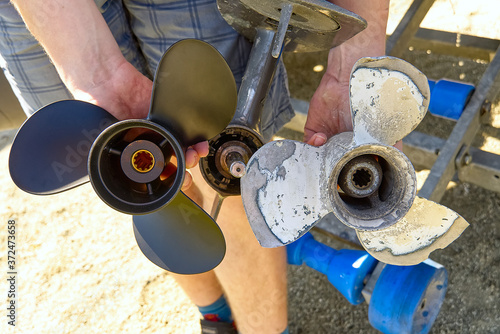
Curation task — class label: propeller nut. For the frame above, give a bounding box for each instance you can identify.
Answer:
[230,161,246,178]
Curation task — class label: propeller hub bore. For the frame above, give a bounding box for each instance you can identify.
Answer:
[132,149,155,173]
[120,140,165,184]
[338,155,383,198]
[329,143,417,231]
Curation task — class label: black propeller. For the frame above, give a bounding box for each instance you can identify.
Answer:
[9,39,237,274]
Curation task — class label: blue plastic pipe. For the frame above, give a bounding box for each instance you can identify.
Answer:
[287,232,378,305]
[427,79,475,120]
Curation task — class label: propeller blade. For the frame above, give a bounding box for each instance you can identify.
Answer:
[241,139,330,247]
[132,191,226,274]
[356,196,469,266]
[148,39,237,147]
[9,100,116,194]
[350,57,430,146]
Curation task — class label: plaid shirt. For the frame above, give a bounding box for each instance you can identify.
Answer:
[0,0,293,141]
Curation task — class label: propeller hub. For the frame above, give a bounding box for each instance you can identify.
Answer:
[89,119,185,214]
[329,143,417,231]
[120,140,165,184]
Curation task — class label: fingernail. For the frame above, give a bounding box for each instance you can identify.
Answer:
[313,134,326,146]
[182,172,192,190]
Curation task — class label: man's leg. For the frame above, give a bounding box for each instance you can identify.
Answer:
[186,167,288,334]
[174,169,289,333]
[215,196,288,333]
[169,271,224,307]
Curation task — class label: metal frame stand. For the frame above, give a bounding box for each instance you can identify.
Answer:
[387,0,500,202]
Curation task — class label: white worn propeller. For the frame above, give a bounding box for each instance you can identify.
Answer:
[241,56,469,266]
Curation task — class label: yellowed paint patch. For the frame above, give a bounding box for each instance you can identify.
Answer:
[357,197,469,265]
[350,67,426,146]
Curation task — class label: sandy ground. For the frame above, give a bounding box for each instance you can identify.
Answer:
[1,1,500,333]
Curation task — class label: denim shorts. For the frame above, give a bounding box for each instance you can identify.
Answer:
[0,0,294,141]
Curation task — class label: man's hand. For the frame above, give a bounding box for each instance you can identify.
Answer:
[71,59,153,121]
[304,0,390,146]
[304,70,351,146]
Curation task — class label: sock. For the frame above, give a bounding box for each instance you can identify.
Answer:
[198,295,233,323]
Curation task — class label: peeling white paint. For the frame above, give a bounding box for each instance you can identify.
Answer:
[358,197,455,254]
[357,196,469,265]
[350,67,426,146]
[255,142,329,244]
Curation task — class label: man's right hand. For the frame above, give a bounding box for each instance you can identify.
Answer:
[71,58,153,121]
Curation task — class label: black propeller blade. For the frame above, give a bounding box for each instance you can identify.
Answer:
[9,39,237,274]
[133,192,225,274]
[9,100,116,194]
[149,39,237,146]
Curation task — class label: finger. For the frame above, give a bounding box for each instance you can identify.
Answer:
[185,148,199,169]
[395,140,403,151]
[192,141,209,157]
[181,170,193,191]
[185,141,209,169]
[305,132,327,147]
[303,128,315,144]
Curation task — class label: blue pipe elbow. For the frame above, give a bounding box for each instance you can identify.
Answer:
[287,232,377,305]
[428,79,475,120]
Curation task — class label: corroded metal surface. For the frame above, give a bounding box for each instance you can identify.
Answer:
[241,133,417,247]
[242,138,334,246]
[217,0,366,53]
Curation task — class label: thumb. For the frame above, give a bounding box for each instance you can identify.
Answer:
[305,132,327,147]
